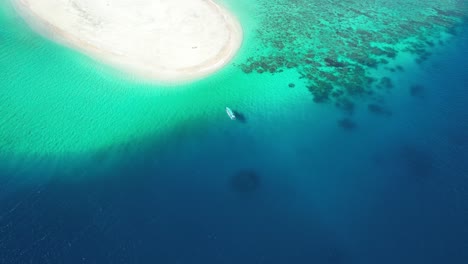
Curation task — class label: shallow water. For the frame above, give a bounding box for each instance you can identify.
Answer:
[1,0,467,263]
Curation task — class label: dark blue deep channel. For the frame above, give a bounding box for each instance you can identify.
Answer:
[1,21,467,264]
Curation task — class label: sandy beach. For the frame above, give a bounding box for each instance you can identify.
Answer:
[12,0,243,82]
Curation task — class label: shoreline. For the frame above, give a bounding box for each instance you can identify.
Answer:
[12,0,243,83]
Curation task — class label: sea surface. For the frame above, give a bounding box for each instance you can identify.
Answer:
[1,0,467,263]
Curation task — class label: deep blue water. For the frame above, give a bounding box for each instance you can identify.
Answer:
[1,24,468,264]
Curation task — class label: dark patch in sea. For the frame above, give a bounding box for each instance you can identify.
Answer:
[396,144,438,178]
[322,247,348,264]
[335,98,355,115]
[233,110,247,123]
[409,84,425,98]
[337,118,356,131]
[373,144,438,180]
[229,169,261,193]
[367,103,392,116]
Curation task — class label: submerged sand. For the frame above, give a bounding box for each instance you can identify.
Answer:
[12,0,243,82]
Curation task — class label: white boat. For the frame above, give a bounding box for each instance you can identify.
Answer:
[226,107,236,120]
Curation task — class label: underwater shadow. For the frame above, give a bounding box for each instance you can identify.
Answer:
[397,144,438,178]
[409,84,426,98]
[373,143,439,180]
[233,110,247,123]
[229,169,260,194]
[337,117,357,131]
[367,103,392,117]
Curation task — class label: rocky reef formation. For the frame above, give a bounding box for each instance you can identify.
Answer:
[229,169,261,193]
[237,0,467,115]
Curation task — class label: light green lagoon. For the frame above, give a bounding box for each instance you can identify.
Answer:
[0,0,466,156]
[0,0,281,156]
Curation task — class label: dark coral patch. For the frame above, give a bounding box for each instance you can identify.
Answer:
[324,57,347,67]
[368,104,392,116]
[397,144,438,178]
[338,118,357,130]
[229,169,261,193]
[409,84,425,97]
[309,81,334,102]
[235,0,466,112]
[335,98,355,114]
[377,77,393,89]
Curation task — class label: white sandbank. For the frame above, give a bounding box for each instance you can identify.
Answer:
[12,0,243,82]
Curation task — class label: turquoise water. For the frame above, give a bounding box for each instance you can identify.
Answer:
[1,0,468,263]
[0,0,465,157]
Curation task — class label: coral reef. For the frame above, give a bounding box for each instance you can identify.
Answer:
[237,0,467,111]
[229,169,261,193]
[337,118,356,130]
[368,104,392,116]
[396,144,438,178]
[410,84,425,97]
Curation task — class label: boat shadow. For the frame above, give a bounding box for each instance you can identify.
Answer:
[233,110,247,123]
